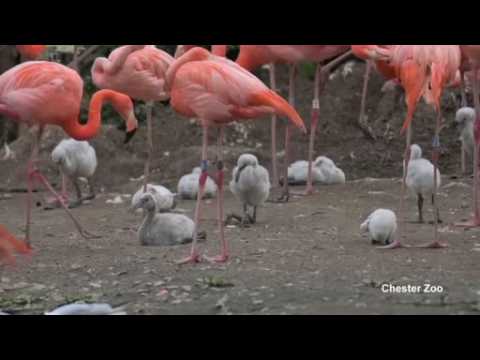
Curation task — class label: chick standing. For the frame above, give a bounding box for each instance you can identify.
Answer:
[230,154,271,224]
[405,144,442,224]
[51,139,97,208]
[455,107,475,174]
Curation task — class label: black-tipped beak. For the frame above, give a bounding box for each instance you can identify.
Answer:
[124,128,137,144]
[235,164,248,183]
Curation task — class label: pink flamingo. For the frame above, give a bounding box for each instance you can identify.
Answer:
[455,45,480,228]
[92,45,174,189]
[236,45,352,200]
[0,225,31,266]
[16,45,47,62]
[166,47,306,264]
[354,45,461,249]
[0,61,138,246]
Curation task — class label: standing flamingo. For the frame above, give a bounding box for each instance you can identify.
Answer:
[456,45,480,228]
[166,47,306,264]
[353,45,461,249]
[236,45,352,201]
[0,61,138,246]
[92,45,174,189]
[1,46,47,160]
[0,225,31,265]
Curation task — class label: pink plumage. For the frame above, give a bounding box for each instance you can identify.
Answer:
[0,60,138,246]
[167,47,305,265]
[92,45,174,102]
[167,48,306,131]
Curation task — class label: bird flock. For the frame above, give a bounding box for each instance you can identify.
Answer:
[1,45,480,279]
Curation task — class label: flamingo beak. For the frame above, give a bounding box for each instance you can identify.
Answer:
[124,128,137,144]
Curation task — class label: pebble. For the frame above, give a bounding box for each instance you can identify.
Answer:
[106,196,124,205]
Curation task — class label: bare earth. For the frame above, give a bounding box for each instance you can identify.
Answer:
[1,61,479,315]
[1,176,480,315]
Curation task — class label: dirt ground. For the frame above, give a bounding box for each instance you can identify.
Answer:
[1,60,479,315]
[1,178,480,315]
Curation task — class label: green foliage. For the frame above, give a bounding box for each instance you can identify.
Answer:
[299,62,317,80]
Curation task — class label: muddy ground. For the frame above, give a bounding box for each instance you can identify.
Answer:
[1,60,479,315]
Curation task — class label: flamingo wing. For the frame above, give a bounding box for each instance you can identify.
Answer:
[0,62,82,125]
[171,59,305,130]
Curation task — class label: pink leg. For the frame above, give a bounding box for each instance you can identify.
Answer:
[460,70,468,108]
[278,64,297,203]
[417,113,448,249]
[205,127,229,263]
[25,126,45,246]
[359,61,372,126]
[304,51,354,195]
[460,71,468,175]
[31,171,100,239]
[143,101,154,192]
[305,65,324,195]
[61,172,68,199]
[177,127,209,265]
[45,170,69,207]
[25,127,99,247]
[269,63,279,188]
[378,126,412,250]
[456,64,480,228]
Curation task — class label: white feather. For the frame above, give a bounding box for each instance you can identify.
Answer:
[288,156,346,185]
[361,209,397,245]
[455,107,475,156]
[51,139,97,179]
[45,303,127,316]
[177,167,217,200]
[131,184,175,213]
[230,154,271,207]
[406,144,441,198]
[131,192,196,246]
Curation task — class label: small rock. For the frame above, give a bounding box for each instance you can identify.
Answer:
[106,196,124,205]
[215,294,229,310]
[30,284,47,292]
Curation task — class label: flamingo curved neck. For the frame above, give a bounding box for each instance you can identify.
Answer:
[63,90,117,141]
[236,50,264,72]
